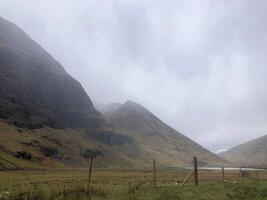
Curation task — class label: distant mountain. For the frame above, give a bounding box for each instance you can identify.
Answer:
[97,100,228,167]
[0,17,104,129]
[220,135,267,168]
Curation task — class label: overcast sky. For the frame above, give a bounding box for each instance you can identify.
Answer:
[1,0,267,152]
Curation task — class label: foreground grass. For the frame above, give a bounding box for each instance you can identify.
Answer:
[1,181,267,200]
[127,182,267,200]
[1,169,267,199]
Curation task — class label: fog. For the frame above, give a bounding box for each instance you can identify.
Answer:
[1,0,267,152]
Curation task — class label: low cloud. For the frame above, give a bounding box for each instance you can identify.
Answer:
[1,0,267,151]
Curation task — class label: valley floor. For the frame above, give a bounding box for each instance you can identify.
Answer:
[0,169,267,199]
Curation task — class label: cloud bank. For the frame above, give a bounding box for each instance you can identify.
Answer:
[1,0,267,151]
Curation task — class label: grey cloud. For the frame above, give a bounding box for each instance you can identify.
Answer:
[1,0,267,152]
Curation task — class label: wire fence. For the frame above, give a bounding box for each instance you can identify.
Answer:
[0,157,267,199]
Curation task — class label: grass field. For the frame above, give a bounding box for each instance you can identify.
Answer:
[0,169,267,199]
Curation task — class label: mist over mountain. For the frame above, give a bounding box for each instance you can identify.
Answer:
[1,1,267,152]
[0,17,228,169]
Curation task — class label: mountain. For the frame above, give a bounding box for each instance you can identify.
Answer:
[0,17,104,129]
[0,17,133,169]
[0,17,227,170]
[220,135,267,168]
[97,101,228,167]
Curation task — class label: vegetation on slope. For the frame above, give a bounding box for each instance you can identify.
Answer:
[0,120,142,169]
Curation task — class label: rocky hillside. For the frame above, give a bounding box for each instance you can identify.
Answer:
[97,101,229,167]
[0,17,104,129]
[220,135,267,168]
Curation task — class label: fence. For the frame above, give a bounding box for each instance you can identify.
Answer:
[0,156,267,199]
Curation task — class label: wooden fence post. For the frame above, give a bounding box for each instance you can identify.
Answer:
[193,156,198,185]
[222,167,225,182]
[87,157,94,195]
[239,168,242,181]
[153,159,157,189]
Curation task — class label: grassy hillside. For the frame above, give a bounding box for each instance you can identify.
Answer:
[0,120,147,170]
[97,101,229,167]
[0,113,228,170]
[220,135,267,167]
[0,119,195,170]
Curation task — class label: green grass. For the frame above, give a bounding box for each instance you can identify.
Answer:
[0,170,267,199]
[128,182,267,200]
[1,181,267,200]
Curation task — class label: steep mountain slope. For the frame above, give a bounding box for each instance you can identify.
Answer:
[0,17,136,169]
[0,17,104,129]
[220,135,267,168]
[97,101,228,167]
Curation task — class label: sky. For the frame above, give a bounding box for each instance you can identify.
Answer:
[0,0,267,152]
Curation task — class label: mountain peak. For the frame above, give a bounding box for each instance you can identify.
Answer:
[124,100,138,105]
[96,100,150,117]
[122,100,146,111]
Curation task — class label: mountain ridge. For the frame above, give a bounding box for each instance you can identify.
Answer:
[220,134,267,167]
[97,101,229,167]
